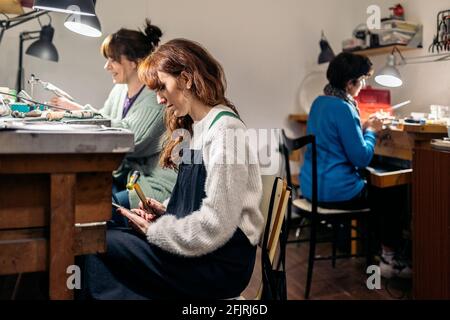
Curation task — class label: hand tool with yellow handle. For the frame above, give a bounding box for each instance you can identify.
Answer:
[126,171,155,214]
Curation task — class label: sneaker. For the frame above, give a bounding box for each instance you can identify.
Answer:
[379,255,412,279]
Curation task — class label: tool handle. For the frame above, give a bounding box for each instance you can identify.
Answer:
[134,184,159,215]
[126,171,141,190]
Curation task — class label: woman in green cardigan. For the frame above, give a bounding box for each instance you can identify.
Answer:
[50,19,176,210]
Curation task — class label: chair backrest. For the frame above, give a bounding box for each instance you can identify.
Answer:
[256,176,291,299]
[281,130,318,215]
[259,175,277,233]
[266,179,290,263]
[259,176,287,250]
[280,131,294,191]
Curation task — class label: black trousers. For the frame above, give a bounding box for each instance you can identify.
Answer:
[319,183,409,251]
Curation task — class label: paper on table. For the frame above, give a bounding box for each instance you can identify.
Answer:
[0,121,100,132]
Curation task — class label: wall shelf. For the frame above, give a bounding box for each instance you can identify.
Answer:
[288,114,308,123]
[350,44,420,57]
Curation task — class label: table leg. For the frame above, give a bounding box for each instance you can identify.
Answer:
[49,174,76,300]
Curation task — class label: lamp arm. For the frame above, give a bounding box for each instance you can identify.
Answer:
[393,47,450,65]
[1,10,48,30]
[20,31,41,41]
[403,55,450,64]
[392,46,407,65]
[2,10,42,23]
[404,52,450,61]
[0,10,49,45]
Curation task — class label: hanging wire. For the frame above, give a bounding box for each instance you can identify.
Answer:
[45,12,52,25]
[37,12,52,27]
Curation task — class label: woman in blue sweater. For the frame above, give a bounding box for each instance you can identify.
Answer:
[300,52,411,279]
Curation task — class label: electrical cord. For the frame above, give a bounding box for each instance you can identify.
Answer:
[0,90,72,112]
[37,12,52,28]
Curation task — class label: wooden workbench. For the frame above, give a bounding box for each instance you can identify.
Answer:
[289,113,447,187]
[0,127,134,299]
[412,145,450,299]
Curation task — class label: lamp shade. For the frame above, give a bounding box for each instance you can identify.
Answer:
[318,32,335,64]
[375,54,403,88]
[33,0,95,16]
[64,13,102,37]
[26,25,59,62]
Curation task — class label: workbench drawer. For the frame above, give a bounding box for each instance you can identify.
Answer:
[367,167,412,188]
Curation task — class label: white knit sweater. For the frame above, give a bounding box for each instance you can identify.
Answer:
[146,106,264,257]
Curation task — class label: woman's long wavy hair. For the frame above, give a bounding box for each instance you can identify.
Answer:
[139,38,238,169]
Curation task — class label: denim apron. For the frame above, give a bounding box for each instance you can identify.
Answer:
[79,112,256,300]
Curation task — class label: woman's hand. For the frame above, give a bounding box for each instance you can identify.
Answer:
[133,208,157,222]
[116,207,153,235]
[49,96,83,111]
[363,116,383,133]
[139,198,166,217]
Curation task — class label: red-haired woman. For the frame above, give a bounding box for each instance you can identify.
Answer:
[51,20,177,213]
[78,39,264,299]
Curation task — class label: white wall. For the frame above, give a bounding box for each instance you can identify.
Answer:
[143,0,373,132]
[1,0,448,128]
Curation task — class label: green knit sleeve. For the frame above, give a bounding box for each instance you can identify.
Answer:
[111,92,165,158]
[98,93,114,116]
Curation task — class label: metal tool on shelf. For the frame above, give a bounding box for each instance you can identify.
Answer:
[429,10,450,53]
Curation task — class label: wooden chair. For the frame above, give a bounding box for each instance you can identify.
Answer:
[255,176,291,300]
[224,176,290,300]
[281,130,372,299]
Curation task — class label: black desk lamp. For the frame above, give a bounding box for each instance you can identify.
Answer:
[318,31,335,64]
[2,2,100,92]
[17,19,58,92]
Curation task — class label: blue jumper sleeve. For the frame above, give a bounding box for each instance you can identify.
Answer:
[336,104,377,168]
